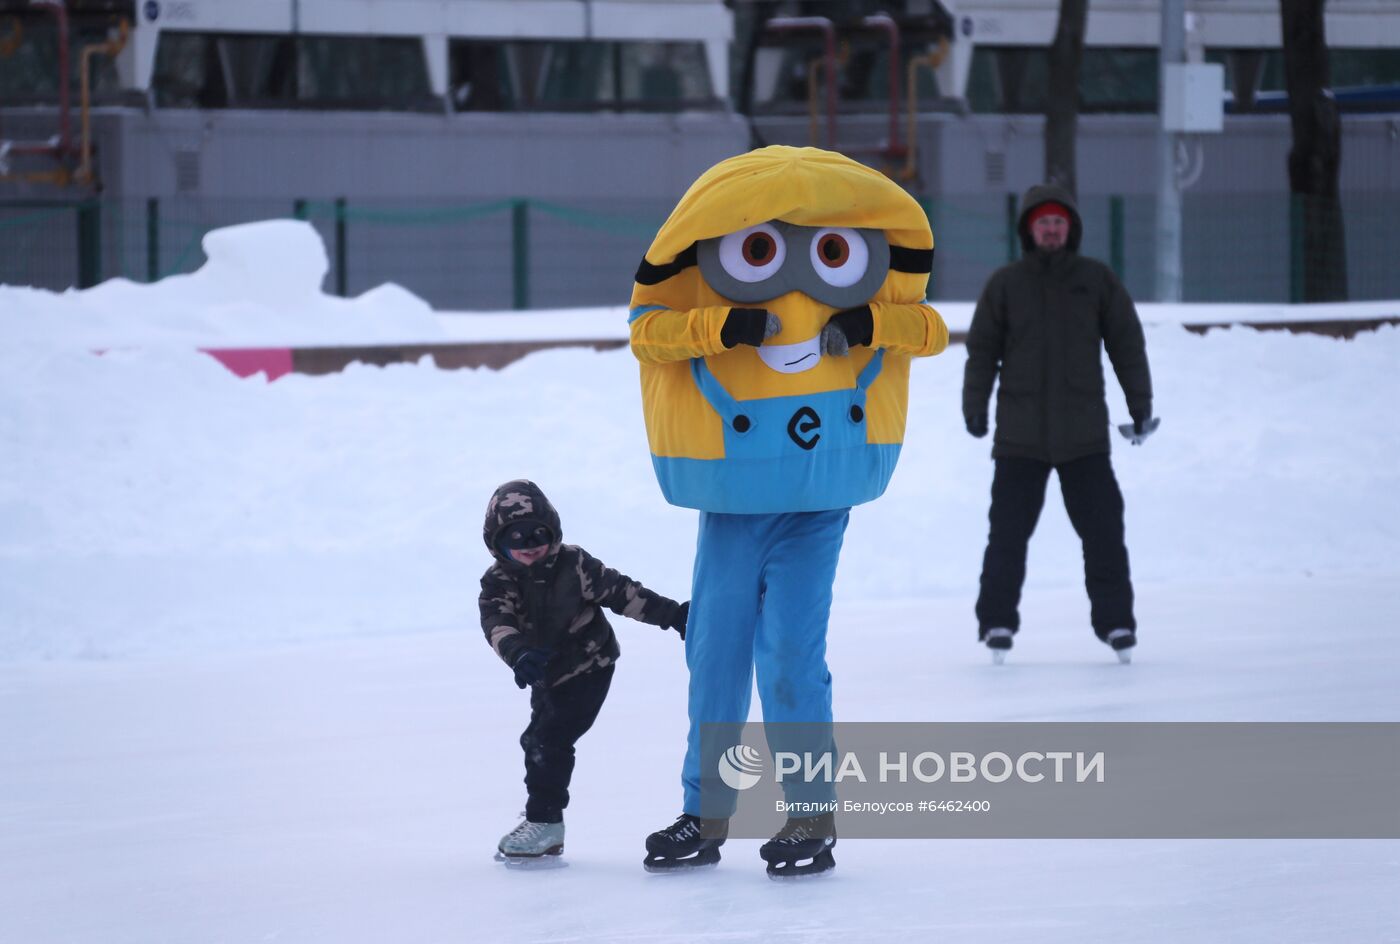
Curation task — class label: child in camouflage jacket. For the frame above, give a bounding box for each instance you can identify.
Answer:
[481,479,687,860]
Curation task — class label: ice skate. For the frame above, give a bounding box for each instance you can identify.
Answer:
[759,812,836,879]
[495,816,567,869]
[984,627,1014,665]
[642,813,727,872]
[1106,628,1136,664]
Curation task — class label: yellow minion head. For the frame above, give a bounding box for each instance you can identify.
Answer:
[645,146,932,267]
[628,146,946,514]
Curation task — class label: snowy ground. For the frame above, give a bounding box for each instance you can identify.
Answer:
[2,224,1399,942]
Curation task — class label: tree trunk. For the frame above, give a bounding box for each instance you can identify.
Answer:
[1045,0,1088,197]
[1280,0,1348,301]
[733,0,781,148]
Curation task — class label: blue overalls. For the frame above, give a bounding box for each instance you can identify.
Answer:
[671,354,894,816]
[683,508,849,816]
[651,353,899,514]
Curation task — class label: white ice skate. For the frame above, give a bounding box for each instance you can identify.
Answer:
[1106,628,1136,664]
[985,627,1014,665]
[495,817,567,870]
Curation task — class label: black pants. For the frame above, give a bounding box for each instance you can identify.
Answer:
[975,454,1135,641]
[521,663,614,824]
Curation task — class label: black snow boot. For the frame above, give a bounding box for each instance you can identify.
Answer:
[759,812,836,879]
[642,813,727,872]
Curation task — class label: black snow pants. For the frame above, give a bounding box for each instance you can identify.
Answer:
[974,454,1136,641]
[521,663,614,824]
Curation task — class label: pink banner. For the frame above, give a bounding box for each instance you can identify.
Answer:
[200,347,294,382]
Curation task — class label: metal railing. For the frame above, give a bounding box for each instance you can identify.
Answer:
[2,193,1395,308]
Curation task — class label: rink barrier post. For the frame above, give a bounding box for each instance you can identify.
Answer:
[76,200,101,289]
[1004,192,1018,263]
[1109,195,1125,281]
[512,198,530,310]
[146,197,160,283]
[1289,193,1305,304]
[334,196,348,298]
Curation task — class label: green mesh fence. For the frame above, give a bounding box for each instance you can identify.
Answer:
[1,193,1396,308]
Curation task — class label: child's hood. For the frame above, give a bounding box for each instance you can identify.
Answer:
[482,479,564,563]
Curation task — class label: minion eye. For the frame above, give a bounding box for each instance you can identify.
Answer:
[810,228,869,288]
[718,224,786,283]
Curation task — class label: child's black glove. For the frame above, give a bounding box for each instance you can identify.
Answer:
[511,648,550,689]
[667,601,690,641]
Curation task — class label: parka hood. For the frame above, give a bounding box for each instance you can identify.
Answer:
[1018,183,1083,254]
[482,479,563,564]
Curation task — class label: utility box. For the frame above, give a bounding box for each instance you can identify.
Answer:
[1163,63,1225,133]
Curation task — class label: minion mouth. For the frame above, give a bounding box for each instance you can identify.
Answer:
[757,336,822,374]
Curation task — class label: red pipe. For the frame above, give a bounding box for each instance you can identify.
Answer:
[861,14,904,160]
[765,16,837,149]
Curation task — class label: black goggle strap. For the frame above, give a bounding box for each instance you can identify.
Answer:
[634,243,699,286]
[889,245,934,274]
[633,241,932,285]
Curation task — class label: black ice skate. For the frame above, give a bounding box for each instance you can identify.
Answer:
[642,813,727,872]
[759,812,836,879]
[1106,628,1137,664]
[984,627,1014,665]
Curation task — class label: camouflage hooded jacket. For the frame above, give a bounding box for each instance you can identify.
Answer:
[479,480,684,687]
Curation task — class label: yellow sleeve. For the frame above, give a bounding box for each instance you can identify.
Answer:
[628,305,733,365]
[870,301,949,357]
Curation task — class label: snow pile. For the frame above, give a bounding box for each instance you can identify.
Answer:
[0,220,443,348]
[2,317,1399,659]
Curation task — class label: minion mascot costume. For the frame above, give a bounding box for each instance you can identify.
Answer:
[630,146,948,878]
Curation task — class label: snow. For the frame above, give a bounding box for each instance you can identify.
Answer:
[0,220,442,348]
[2,223,1399,942]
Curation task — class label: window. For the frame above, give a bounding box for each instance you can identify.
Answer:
[152,32,433,110]
[150,33,224,108]
[618,41,713,104]
[1332,49,1400,89]
[966,46,1048,114]
[449,39,717,112]
[449,40,513,111]
[298,36,431,106]
[749,43,941,113]
[0,13,122,105]
[1078,48,1158,113]
[967,46,1157,114]
[1209,48,1400,113]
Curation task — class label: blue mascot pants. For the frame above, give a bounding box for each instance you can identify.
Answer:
[682,508,849,817]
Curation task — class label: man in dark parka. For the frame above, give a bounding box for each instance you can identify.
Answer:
[962,183,1155,662]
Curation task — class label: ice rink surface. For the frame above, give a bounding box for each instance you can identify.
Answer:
[3,222,1397,942]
